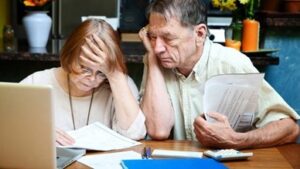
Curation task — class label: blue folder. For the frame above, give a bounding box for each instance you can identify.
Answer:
[121,158,228,169]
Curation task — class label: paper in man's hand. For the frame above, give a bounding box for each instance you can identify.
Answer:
[203,73,264,131]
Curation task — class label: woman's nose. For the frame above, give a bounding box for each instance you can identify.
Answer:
[87,73,97,82]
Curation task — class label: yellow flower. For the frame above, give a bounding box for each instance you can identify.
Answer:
[24,0,35,6]
[212,0,258,19]
[212,0,221,7]
[222,0,238,11]
[212,0,250,11]
[23,0,50,7]
[239,0,250,4]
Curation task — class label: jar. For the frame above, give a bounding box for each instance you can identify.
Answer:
[284,0,300,12]
[3,25,15,51]
[260,0,282,12]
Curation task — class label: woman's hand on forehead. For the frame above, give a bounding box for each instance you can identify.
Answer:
[80,34,110,75]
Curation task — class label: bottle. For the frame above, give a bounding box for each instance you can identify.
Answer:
[3,25,15,51]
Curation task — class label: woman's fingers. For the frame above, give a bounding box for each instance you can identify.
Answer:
[92,34,109,55]
[56,128,75,146]
[84,38,105,62]
[80,45,99,66]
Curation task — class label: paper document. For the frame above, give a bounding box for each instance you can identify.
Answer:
[78,151,141,169]
[61,122,141,151]
[203,73,264,131]
[152,149,203,158]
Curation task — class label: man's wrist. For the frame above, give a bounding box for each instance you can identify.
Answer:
[232,132,249,149]
[147,52,159,66]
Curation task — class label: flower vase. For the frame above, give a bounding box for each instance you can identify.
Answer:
[242,19,260,52]
[22,11,52,48]
[231,21,243,41]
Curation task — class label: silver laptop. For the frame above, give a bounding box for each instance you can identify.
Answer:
[0,82,85,169]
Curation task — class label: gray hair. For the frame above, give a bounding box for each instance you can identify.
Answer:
[146,0,207,28]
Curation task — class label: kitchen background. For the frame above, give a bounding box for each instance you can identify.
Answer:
[0,0,300,116]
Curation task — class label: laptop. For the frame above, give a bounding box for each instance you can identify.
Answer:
[0,82,85,169]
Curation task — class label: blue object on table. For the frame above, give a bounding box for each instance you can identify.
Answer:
[143,147,152,159]
[121,158,228,169]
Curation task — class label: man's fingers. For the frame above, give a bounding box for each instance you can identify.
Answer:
[207,112,227,122]
[139,26,153,53]
[138,26,147,39]
[194,115,207,129]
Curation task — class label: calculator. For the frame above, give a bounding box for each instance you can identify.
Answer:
[203,149,253,161]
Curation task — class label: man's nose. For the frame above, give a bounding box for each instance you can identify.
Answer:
[154,37,166,54]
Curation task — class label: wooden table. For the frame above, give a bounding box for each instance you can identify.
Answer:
[67,140,299,169]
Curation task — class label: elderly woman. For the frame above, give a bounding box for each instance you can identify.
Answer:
[20,19,146,145]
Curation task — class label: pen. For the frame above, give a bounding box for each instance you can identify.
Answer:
[143,147,152,159]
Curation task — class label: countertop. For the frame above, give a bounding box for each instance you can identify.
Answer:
[0,39,279,67]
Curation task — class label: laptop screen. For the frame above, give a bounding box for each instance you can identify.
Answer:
[0,82,56,169]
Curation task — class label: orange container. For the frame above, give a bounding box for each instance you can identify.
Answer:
[225,39,241,51]
[242,19,260,52]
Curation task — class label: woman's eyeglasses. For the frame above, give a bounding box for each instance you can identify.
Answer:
[79,64,106,79]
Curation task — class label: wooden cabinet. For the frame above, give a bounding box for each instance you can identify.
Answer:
[257,11,300,27]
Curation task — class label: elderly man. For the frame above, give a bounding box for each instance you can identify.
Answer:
[139,0,299,149]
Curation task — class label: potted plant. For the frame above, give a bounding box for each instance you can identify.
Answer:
[211,0,252,51]
[211,0,260,52]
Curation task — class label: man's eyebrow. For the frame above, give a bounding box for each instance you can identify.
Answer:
[164,32,177,38]
[148,30,176,38]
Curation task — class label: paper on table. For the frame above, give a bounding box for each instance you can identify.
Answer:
[61,122,141,151]
[78,151,141,169]
[203,73,264,131]
[151,149,203,158]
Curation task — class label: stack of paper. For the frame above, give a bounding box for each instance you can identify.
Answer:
[203,73,264,131]
[78,151,141,169]
[61,122,141,151]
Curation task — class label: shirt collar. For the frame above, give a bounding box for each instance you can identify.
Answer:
[192,37,212,82]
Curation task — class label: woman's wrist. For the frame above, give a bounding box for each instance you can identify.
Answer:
[106,70,126,83]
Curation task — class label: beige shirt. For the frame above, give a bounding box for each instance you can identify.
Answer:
[140,38,299,140]
[21,68,146,140]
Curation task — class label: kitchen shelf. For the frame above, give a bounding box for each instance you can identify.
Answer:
[257,11,300,27]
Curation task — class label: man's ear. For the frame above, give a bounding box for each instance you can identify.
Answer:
[194,24,207,46]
